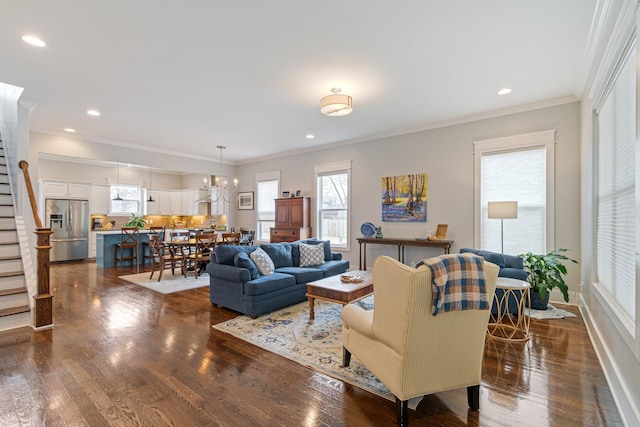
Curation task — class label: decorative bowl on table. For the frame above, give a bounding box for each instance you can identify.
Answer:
[341,274,364,283]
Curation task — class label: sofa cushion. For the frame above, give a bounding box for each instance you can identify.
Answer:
[244,272,296,296]
[275,266,324,283]
[500,267,528,281]
[299,242,326,267]
[315,260,350,278]
[250,247,275,275]
[234,252,260,280]
[260,243,294,268]
[215,245,255,266]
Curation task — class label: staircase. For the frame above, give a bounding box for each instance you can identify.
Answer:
[0,147,30,331]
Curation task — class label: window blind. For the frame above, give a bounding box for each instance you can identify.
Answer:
[480,147,546,255]
[595,42,636,323]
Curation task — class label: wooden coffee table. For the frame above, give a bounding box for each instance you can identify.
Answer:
[306,270,373,320]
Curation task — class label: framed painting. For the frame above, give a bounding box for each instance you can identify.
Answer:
[381,173,428,222]
[238,191,254,210]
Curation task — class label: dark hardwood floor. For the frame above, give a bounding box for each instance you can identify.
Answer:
[0,261,622,426]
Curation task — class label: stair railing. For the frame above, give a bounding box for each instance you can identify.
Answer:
[18,160,53,329]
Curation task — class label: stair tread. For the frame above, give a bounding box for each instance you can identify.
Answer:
[0,305,30,318]
[0,255,20,261]
[0,271,24,278]
[0,287,26,297]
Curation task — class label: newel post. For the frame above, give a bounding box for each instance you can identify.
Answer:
[19,160,54,329]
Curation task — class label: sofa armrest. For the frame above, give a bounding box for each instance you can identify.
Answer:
[331,251,342,261]
[206,263,251,283]
[503,254,524,269]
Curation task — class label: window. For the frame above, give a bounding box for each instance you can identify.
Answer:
[315,161,351,249]
[110,184,141,215]
[594,40,636,327]
[255,171,280,242]
[474,130,555,255]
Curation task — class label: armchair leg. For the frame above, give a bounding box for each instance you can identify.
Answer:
[467,384,480,411]
[395,397,408,426]
[342,347,351,367]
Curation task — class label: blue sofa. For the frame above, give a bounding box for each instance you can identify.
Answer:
[207,239,349,317]
[459,248,528,314]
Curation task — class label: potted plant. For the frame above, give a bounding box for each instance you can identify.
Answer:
[125,213,146,228]
[519,248,579,310]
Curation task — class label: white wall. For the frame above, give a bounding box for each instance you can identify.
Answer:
[236,101,581,295]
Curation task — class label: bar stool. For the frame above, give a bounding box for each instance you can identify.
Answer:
[114,227,140,271]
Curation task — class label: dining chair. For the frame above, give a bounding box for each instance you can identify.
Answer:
[239,230,255,246]
[148,234,186,281]
[221,232,241,245]
[142,226,166,265]
[114,227,139,271]
[188,232,217,278]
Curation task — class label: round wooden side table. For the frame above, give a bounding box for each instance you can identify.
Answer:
[487,277,530,342]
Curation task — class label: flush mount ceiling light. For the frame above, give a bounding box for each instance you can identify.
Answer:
[21,35,46,47]
[320,87,353,117]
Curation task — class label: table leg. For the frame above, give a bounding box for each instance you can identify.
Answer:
[308,296,315,320]
[360,242,367,271]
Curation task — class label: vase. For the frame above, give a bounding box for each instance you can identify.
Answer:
[530,290,550,310]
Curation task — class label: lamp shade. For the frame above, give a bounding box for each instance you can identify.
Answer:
[320,88,353,116]
[488,201,518,219]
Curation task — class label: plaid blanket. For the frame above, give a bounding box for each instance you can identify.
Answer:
[418,253,489,316]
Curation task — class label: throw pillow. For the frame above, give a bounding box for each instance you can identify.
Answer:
[234,252,260,280]
[250,247,275,275]
[299,243,326,267]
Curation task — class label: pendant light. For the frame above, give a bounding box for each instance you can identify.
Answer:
[146,167,155,202]
[112,163,123,201]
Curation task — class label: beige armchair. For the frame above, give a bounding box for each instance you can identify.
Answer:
[342,255,498,426]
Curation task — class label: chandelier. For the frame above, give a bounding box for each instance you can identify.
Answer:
[210,145,238,203]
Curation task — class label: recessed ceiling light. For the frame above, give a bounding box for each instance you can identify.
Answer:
[63,128,76,133]
[498,88,512,95]
[306,134,315,139]
[21,35,46,47]
[87,109,101,116]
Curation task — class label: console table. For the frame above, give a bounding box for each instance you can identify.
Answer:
[356,237,454,270]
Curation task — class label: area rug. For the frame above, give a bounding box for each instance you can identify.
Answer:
[526,303,576,319]
[213,297,422,410]
[118,270,209,294]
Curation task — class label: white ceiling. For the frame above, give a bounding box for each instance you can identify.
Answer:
[2,1,596,164]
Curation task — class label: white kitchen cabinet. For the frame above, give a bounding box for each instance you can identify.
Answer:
[147,190,172,214]
[90,185,110,214]
[89,231,97,258]
[181,189,199,215]
[170,191,182,215]
[43,181,91,199]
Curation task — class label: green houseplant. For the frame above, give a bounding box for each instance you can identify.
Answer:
[519,248,578,310]
[124,213,146,228]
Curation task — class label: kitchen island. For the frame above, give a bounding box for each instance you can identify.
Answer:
[96,228,224,268]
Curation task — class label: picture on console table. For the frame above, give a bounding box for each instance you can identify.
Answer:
[381,173,428,222]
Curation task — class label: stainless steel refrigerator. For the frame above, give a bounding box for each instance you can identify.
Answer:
[46,198,89,262]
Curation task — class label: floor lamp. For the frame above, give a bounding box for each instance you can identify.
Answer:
[488,201,518,253]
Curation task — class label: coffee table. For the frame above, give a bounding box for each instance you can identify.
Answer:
[306,270,373,320]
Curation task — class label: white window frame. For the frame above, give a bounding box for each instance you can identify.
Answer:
[109,183,142,216]
[473,130,556,251]
[255,170,280,243]
[314,161,351,251]
[591,32,639,356]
